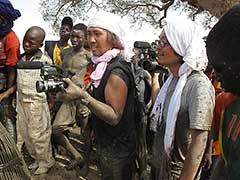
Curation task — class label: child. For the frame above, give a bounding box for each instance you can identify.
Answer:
[17,26,55,175]
[45,16,73,67]
[52,23,91,170]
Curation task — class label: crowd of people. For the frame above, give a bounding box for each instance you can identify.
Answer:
[0,0,240,179]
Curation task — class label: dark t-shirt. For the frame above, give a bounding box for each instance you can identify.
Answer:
[221,98,240,180]
[91,57,136,158]
[111,67,130,86]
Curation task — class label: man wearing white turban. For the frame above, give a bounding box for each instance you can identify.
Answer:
[61,11,136,179]
[150,17,215,180]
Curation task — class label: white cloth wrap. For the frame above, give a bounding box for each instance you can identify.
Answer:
[88,10,133,60]
[150,17,208,157]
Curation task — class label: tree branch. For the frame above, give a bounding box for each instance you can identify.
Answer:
[159,0,175,28]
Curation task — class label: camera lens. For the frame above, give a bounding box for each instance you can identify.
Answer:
[142,60,169,73]
[142,60,151,70]
[36,80,46,92]
[142,60,158,71]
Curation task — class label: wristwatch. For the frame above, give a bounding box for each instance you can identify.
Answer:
[81,92,91,106]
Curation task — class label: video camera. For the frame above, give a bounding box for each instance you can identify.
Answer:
[36,64,70,93]
[16,61,74,93]
[133,41,168,74]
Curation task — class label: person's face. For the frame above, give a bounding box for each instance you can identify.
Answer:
[156,31,181,67]
[70,29,85,49]
[23,30,43,55]
[59,24,71,40]
[87,27,113,57]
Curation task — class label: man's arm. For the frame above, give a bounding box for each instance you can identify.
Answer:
[1,32,19,100]
[0,66,17,101]
[201,132,213,170]
[151,72,160,104]
[0,84,16,100]
[7,66,16,88]
[62,73,128,126]
[88,74,128,126]
[179,129,209,180]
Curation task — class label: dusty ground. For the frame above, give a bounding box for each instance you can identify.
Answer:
[24,128,150,180]
[22,128,101,180]
[30,161,100,180]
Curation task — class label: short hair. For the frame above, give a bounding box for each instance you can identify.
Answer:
[206,4,240,95]
[207,4,240,66]
[61,16,73,29]
[73,23,87,39]
[26,26,45,43]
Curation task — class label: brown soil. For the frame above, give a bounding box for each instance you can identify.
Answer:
[23,127,101,180]
[24,127,150,180]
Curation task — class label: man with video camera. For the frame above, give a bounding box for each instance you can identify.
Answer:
[132,40,157,180]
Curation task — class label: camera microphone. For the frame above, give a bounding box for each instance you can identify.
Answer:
[134,41,151,49]
[17,61,43,69]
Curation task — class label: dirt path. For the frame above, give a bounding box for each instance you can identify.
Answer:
[23,128,101,180]
[24,128,150,180]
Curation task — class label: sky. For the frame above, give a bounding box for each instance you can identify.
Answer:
[10,0,214,53]
[11,0,58,42]
[11,0,159,52]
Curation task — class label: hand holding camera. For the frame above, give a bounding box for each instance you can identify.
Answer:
[36,64,69,93]
[133,41,168,74]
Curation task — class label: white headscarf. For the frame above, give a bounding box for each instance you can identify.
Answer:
[150,17,208,157]
[88,10,133,60]
[88,11,133,87]
[164,17,208,71]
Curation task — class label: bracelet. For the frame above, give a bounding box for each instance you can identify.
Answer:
[80,92,91,106]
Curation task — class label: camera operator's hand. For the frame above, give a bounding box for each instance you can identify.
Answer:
[58,78,86,101]
[151,72,161,104]
[0,85,16,102]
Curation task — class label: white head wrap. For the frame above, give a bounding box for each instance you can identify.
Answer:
[88,11,134,87]
[164,17,208,71]
[150,17,208,157]
[88,10,133,60]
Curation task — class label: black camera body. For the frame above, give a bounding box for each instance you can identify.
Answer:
[133,41,168,73]
[36,64,68,93]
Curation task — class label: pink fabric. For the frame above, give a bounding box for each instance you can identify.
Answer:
[90,48,120,88]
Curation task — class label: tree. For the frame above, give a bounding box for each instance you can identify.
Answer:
[183,0,240,18]
[39,0,239,32]
[40,0,174,31]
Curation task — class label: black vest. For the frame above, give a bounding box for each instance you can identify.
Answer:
[91,56,136,157]
[44,40,58,60]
